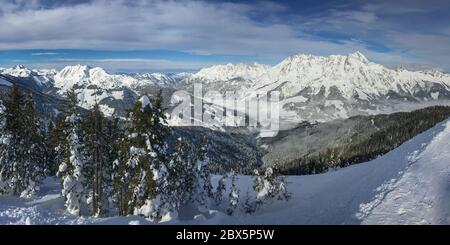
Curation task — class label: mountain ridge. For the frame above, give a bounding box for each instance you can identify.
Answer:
[2,51,450,124]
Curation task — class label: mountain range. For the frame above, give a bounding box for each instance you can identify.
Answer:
[1,52,450,129]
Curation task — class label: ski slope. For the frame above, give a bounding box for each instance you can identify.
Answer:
[1,119,450,224]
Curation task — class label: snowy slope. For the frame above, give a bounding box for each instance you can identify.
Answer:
[1,118,449,224]
[193,63,270,82]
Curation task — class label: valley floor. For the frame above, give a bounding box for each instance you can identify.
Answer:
[1,119,450,225]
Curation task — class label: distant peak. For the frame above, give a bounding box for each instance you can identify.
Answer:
[1,65,33,77]
[73,64,90,69]
[347,51,368,62]
[13,65,27,69]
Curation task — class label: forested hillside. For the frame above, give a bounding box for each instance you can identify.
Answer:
[264,106,450,174]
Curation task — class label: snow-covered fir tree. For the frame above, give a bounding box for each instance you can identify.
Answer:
[81,103,114,216]
[243,188,256,214]
[253,167,291,207]
[111,117,133,216]
[163,137,213,214]
[214,175,227,206]
[114,93,171,221]
[48,115,67,175]
[20,93,47,196]
[163,138,192,212]
[227,169,239,215]
[0,85,47,197]
[191,137,213,207]
[56,87,89,216]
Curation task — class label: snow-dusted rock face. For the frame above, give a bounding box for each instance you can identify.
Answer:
[132,72,184,87]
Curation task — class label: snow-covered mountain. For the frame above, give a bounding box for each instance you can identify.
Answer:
[53,65,185,93]
[255,51,450,101]
[192,63,270,82]
[2,51,450,126]
[188,52,450,126]
[1,65,55,88]
[1,65,33,77]
[1,65,187,116]
[132,72,189,87]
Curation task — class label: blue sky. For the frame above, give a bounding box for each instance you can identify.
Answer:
[1,0,450,73]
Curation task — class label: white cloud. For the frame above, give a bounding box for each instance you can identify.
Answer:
[31,52,60,56]
[0,1,389,57]
[1,0,449,71]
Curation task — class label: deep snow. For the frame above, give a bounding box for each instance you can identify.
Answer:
[1,119,450,224]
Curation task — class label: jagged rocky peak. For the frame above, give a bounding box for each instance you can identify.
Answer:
[347,51,369,63]
[278,51,369,67]
[56,64,91,80]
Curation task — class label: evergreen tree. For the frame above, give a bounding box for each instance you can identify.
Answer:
[48,115,67,175]
[56,87,89,216]
[253,167,291,208]
[20,93,47,196]
[159,136,215,217]
[0,86,47,197]
[227,169,239,215]
[243,188,256,214]
[0,85,23,195]
[82,103,113,216]
[116,95,170,221]
[214,175,227,206]
[194,137,214,206]
[276,175,291,201]
[253,169,265,206]
[163,138,193,212]
[111,117,133,216]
